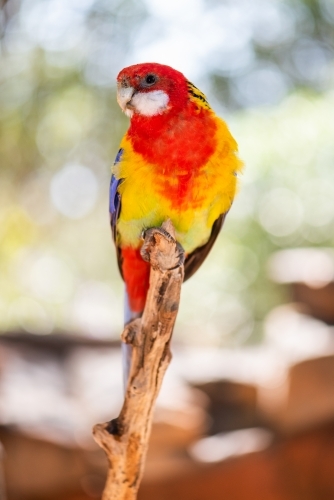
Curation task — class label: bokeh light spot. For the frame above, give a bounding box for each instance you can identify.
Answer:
[258,188,303,237]
[25,253,76,303]
[50,164,98,219]
[8,296,54,334]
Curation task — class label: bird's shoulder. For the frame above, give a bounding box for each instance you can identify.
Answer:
[186,81,211,111]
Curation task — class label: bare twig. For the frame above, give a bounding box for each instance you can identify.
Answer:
[93,220,184,500]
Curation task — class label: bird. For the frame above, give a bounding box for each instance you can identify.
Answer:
[110,62,242,382]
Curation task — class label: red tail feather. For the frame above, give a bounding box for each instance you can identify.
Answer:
[121,247,150,313]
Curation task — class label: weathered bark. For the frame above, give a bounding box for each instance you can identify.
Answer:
[93,220,184,500]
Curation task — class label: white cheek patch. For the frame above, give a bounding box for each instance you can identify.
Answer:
[131,90,169,117]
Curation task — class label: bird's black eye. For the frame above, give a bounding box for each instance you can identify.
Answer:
[144,74,156,86]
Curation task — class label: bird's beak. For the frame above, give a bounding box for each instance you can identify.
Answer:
[117,82,136,113]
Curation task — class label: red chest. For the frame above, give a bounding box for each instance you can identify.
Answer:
[127,104,217,208]
[128,105,217,171]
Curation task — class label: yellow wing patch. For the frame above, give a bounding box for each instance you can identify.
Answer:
[187,81,211,110]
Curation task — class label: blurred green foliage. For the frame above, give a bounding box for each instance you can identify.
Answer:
[0,0,333,344]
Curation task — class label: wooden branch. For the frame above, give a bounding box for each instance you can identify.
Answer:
[93,220,184,500]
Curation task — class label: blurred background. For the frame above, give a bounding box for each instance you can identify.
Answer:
[1,0,334,498]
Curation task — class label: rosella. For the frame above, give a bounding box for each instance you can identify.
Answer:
[110,62,242,345]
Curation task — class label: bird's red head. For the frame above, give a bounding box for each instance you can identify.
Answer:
[116,63,188,118]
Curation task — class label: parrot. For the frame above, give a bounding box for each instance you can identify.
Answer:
[110,62,242,383]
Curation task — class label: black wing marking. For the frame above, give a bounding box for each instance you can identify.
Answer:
[183,213,227,282]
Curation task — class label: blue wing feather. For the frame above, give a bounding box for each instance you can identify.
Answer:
[109,147,136,390]
[109,174,120,214]
[109,148,124,242]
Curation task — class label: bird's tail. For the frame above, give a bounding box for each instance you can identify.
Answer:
[121,248,150,391]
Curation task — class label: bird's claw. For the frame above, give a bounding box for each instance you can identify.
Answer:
[140,226,185,270]
[141,226,175,244]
